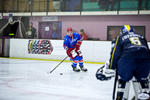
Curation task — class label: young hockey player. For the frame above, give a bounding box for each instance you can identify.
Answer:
[63,27,87,72]
[96,25,150,100]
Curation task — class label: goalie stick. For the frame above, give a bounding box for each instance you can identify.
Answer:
[112,70,118,100]
[50,56,68,74]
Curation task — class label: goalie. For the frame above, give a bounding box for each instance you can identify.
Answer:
[96,25,150,100]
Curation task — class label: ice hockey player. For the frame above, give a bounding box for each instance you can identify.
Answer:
[63,27,87,72]
[96,25,150,100]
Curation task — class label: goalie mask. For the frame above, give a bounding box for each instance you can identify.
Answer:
[120,25,133,34]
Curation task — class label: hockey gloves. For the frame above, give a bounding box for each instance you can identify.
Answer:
[66,48,77,60]
[96,65,112,81]
[103,61,115,75]
[96,65,114,81]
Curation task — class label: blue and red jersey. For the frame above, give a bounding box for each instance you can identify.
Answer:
[63,32,82,49]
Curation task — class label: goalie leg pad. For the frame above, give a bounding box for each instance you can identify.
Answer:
[139,78,149,89]
[116,79,127,100]
[136,77,150,94]
[138,79,150,100]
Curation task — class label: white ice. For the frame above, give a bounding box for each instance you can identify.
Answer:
[0,58,135,100]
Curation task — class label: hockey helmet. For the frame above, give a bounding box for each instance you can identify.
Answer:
[120,25,133,34]
[67,27,72,32]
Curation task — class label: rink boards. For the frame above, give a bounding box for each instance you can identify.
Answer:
[9,39,112,63]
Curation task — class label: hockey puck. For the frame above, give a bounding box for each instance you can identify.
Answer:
[60,73,63,75]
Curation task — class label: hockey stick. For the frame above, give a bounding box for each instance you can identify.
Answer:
[112,70,118,100]
[50,56,68,74]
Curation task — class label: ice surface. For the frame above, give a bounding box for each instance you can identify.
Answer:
[0,58,135,100]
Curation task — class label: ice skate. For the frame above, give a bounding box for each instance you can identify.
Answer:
[138,92,150,100]
[72,65,80,72]
[79,65,87,72]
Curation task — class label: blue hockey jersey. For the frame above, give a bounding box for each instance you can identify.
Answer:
[110,32,150,69]
[63,32,82,49]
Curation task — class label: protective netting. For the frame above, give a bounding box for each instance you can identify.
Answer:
[0,17,27,38]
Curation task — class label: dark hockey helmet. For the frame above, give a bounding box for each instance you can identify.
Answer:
[120,25,133,34]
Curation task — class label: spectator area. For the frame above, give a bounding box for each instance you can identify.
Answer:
[82,0,150,11]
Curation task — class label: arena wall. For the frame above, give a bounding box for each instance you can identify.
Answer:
[61,15,150,41]
[9,39,150,63]
[9,39,111,63]
[30,15,150,41]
